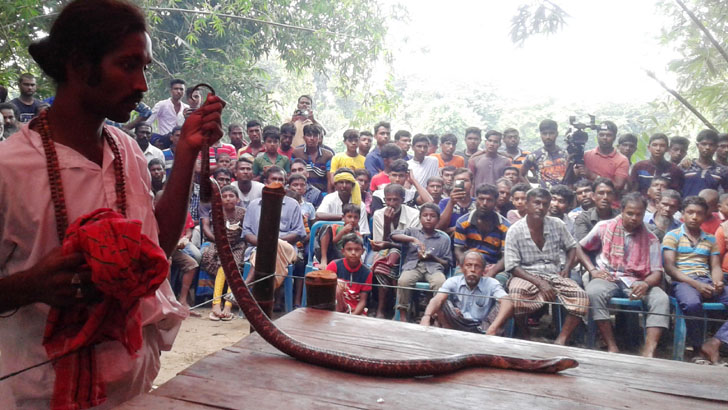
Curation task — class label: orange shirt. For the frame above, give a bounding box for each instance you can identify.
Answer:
[715,224,728,273]
[430,153,465,168]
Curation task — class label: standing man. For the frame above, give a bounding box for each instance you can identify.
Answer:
[394,129,412,160]
[505,188,587,345]
[0,0,225,406]
[279,122,296,159]
[582,121,630,192]
[238,119,264,157]
[430,133,465,168]
[520,119,567,189]
[147,78,189,137]
[469,130,511,190]
[681,130,728,197]
[292,124,333,193]
[579,193,669,357]
[716,133,728,167]
[10,73,42,122]
[456,126,482,166]
[630,133,684,195]
[573,178,619,241]
[364,121,392,177]
[408,134,440,188]
[227,123,246,152]
[669,136,690,166]
[617,133,638,166]
[358,130,373,157]
[499,127,530,169]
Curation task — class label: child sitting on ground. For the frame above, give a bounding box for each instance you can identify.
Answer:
[326,234,372,315]
[318,203,361,267]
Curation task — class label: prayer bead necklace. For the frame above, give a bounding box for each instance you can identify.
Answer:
[32,109,127,242]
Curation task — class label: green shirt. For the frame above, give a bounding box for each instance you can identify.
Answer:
[253,152,290,176]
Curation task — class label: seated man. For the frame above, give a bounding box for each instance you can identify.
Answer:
[567,179,595,220]
[453,184,510,286]
[574,177,619,241]
[317,168,370,235]
[391,203,452,322]
[664,196,728,365]
[242,166,306,290]
[326,234,372,315]
[643,176,669,218]
[495,177,515,216]
[371,159,432,212]
[578,193,669,357]
[370,183,421,318]
[421,251,514,335]
[549,184,575,237]
[426,175,445,205]
[646,189,681,242]
[505,188,587,345]
[699,188,721,235]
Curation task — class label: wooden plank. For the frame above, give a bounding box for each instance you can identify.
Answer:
[115,394,209,409]
[118,309,728,409]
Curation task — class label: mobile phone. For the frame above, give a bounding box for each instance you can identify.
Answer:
[454,180,465,190]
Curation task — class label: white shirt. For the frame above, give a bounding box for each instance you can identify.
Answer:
[143,143,165,165]
[0,124,186,408]
[317,193,370,235]
[372,204,421,242]
[408,156,440,187]
[234,180,264,208]
[146,98,188,135]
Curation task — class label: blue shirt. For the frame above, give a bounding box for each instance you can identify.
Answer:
[392,227,453,273]
[439,275,507,321]
[662,224,719,277]
[162,148,174,177]
[682,160,728,197]
[242,196,307,258]
[438,197,476,228]
[364,147,384,177]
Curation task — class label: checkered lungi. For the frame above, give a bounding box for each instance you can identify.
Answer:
[507,273,589,318]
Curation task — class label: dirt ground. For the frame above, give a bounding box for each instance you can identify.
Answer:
[153,307,251,387]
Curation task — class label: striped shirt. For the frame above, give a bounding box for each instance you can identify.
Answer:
[454,211,510,264]
[662,225,719,277]
[499,147,530,169]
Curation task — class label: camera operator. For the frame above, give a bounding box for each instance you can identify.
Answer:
[291,94,321,147]
[579,121,629,192]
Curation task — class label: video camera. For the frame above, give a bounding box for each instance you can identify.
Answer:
[565,115,597,165]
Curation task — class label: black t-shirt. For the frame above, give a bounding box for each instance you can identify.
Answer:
[10,98,41,123]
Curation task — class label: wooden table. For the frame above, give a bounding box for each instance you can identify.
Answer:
[118,308,728,409]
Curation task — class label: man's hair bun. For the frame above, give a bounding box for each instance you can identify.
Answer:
[28,38,65,83]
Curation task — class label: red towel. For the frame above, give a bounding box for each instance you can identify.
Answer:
[43,209,169,410]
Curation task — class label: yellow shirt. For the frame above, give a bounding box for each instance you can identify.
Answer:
[331,152,366,173]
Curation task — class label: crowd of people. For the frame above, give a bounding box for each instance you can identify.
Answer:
[5,70,728,366]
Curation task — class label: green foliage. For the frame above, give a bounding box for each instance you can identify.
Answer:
[510,0,569,47]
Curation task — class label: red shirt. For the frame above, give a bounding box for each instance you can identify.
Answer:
[206,143,237,165]
[278,146,294,159]
[370,171,390,192]
[701,212,722,235]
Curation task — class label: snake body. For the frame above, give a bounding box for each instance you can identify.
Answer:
[198,83,578,377]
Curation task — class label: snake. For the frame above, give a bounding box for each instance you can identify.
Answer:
[196,83,579,377]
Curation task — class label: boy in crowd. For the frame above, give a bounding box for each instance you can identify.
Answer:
[421,251,513,335]
[319,203,362,268]
[369,143,403,191]
[681,130,728,197]
[456,127,482,166]
[331,129,366,182]
[664,196,728,365]
[354,168,373,216]
[630,133,683,195]
[364,121,392,176]
[253,126,290,177]
[391,204,453,322]
[669,136,690,166]
[358,130,373,157]
[549,184,576,236]
[437,168,476,234]
[579,193,669,357]
[238,119,264,157]
[327,234,372,315]
[216,153,233,172]
[394,129,412,159]
[370,159,432,213]
[292,124,332,193]
[568,179,595,220]
[440,165,456,196]
[408,134,440,187]
[430,133,465,168]
[427,176,445,206]
[291,158,323,207]
[427,134,439,155]
[617,133,638,165]
[506,183,530,223]
[279,122,296,159]
[699,189,721,235]
[317,168,371,235]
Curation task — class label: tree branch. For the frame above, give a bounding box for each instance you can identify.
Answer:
[644,69,717,131]
[675,0,728,66]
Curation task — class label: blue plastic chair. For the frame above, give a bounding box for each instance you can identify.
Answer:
[671,296,727,361]
[586,298,646,349]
